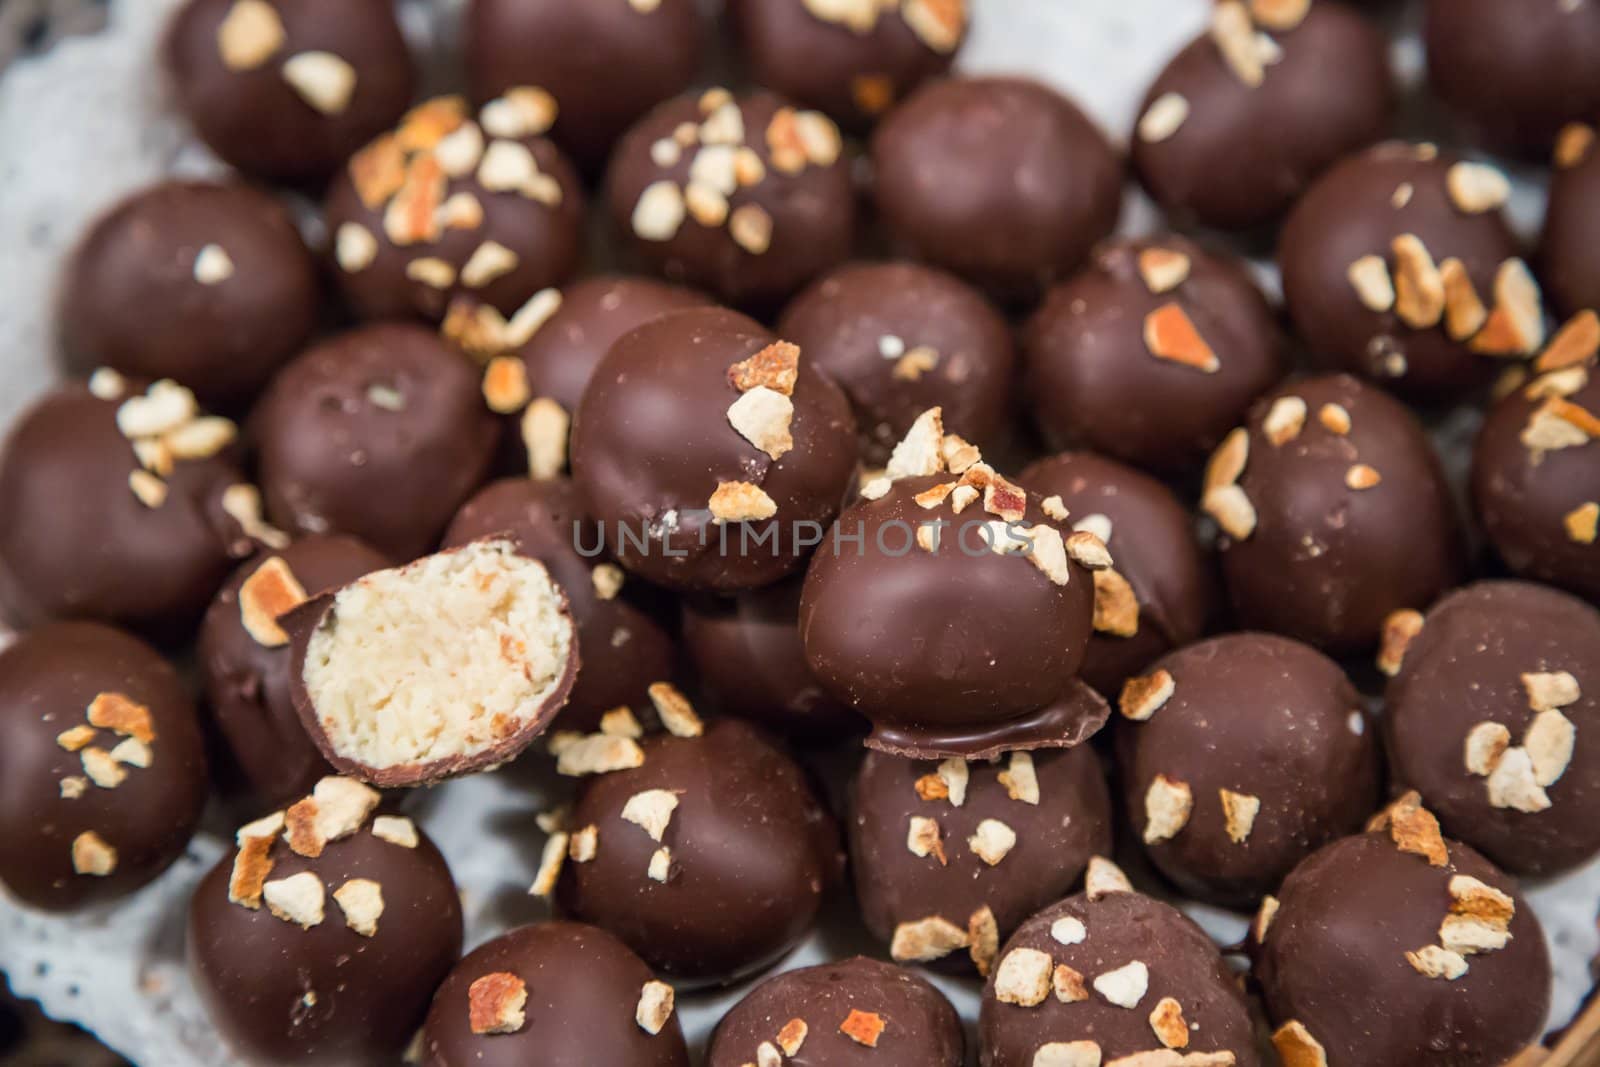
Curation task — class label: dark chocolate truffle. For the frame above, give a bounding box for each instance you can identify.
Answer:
[707,956,964,1067]
[421,921,689,1067]
[0,622,207,911]
[444,477,678,735]
[851,745,1111,974]
[1385,580,1600,876]
[58,180,319,408]
[978,862,1261,1067]
[1116,633,1381,909]
[570,307,858,592]
[728,0,966,128]
[252,323,498,562]
[1023,235,1285,474]
[325,96,585,324]
[1252,801,1551,1067]
[606,88,856,309]
[553,718,842,986]
[1542,125,1600,318]
[1279,141,1541,397]
[464,0,704,173]
[1202,373,1465,654]
[163,0,414,184]
[870,76,1123,302]
[1017,451,1213,698]
[199,535,391,814]
[189,780,463,1066]
[1131,0,1392,231]
[777,261,1015,467]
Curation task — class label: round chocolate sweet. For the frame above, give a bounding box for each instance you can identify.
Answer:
[606,88,856,309]
[1023,235,1285,473]
[421,921,689,1067]
[252,323,499,563]
[1279,141,1538,397]
[443,477,678,735]
[464,0,704,173]
[1204,374,1465,655]
[163,0,414,184]
[1253,816,1551,1067]
[728,0,967,129]
[0,622,207,911]
[58,180,319,408]
[198,535,391,814]
[1386,581,1600,876]
[570,307,858,592]
[325,96,585,324]
[707,956,964,1067]
[870,76,1123,302]
[1017,452,1213,698]
[554,718,842,986]
[1116,633,1381,909]
[1542,125,1600,318]
[189,783,463,1066]
[1131,0,1391,231]
[777,261,1015,466]
[850,745,1111,974]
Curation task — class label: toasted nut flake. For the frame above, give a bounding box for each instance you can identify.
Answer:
[1376,608,1424,677]
[128,469,168,509]
[730,204,774,255]
[263,870,325,928]
[1524,670,1581,711]
[282,52,357,116]
[1391,234,1446,329]
[87,691,156,743]
[1450,874,1516,924]
[709,481,777,524]
[756,1041,783,1067]
[385,154,448,245]
[349,134,406,211]
[1143,775,1192,844]
[1392,181,1415,208]
[1346,255,1395,313]
[239,556,308,647]
[71,832,117,876]
[636,980,675,1035]
[1072,514,1113,546]
[82,748,126,790]
[969,818,1017,866]
[683,181,729,227]
[995,947,1054,1006]
[1137,93,1190,144]
[1251,0,1309,27]
[1538,311,1600,374]
[728,340,801,396]
[1149,996,1189,1048]
[567,824,599,863]
[405,257,456,290]
[599,707,642,738]
[949,483,980,513]
[885,407,946,480]
[960,904,998,975]
[1093,960,1149,1009]
[461,241,520,290]
[192,243,234,285]
[109,737,152,768]
[1138,248,1191,294]
[1211,0,1264,86]
[430,123,484,180]
[557,733,645,778]
[839,1008,885,1047]
[732,146,766,187]
[217,0,284,70]
[890,915,969,961]
[1273,1021,1328,1067]
[1065,530,1112,570]
[1253,896,1279,942]
[88,367,126,400]
[639,682,700,739]
[632,181,686,241]
[1440,913,1512,956]
[1345,463,1382,490]
[1565,502,1600,544]
[647,847,673,882]
[1524,365,1587,401]
[1557,122,1596,168]
[907,815,947,864]
[469,972,528,1035]
[59,776,87,799]
[700,100,745,145]
[396,97,468,153]
[1220,789,1261,844]
[1263,396,1307,446]
[481,86,558,140]
[284,797,325,858]
[333,222,379,274]
[1093,569,1139,636]
[220,483,290,550]
[1464,721,1512,776]
[999,751,1041,805]
[1041,495,1070,521]
[1444,161,1510,217]
[1204,484,1256,540]
[333,878,384,936]
[1020,524,1069,585]
[1205,426,1249,491]
[621,789,680,843]
[982,473,1028,524]
[1524,396,1600,452]
[529,831,568,896]
[1033,1042,1104,1067]
[1471,259,1546,356]
[1086,855,1132,900]
[689,143,738,195]
[57,725,96,751]
[903,0,964,52]
[235,811,285,846]
[1054,963,1089,1003]
[482,355,531,415]
[1144,304,1219,372]
[1486,747,1553,811]
[893,345,939,381]
[310,777,380,843]
[584,563,625,605]
[1526,709,1576,787]
[727,386,795,460]
[513,396,567,482]
[371,815,419,848]
[1437,258,1490,341]
[1120,669,1175,722]
[228,834,275,908]
[1378,792,1449,865]
[939,434,981,475]
[777,1017,809,1056]
[914,481,957,509]
[164,415,238,463]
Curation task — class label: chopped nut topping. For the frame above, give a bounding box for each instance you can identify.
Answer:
[890,915,969,962]
[632,181,686,241]
[1033,1042,1104,1067]
[396,97,468,153]
[1149,996,1190,1048]
[406,257,456,290]
[1537,310,1600,373]
[461,241,520,290]
[730,204,774,255]
[1253,896,1279,942]
[756,1041,782,1067]
[1523,396,1600,453]
[1065,530,1112,571]
[1204,483,1256,540]
[643,682,702,739]
[1093,568,1139,637]
[433,121,485,178]
[1024,524,1072,586]
[71,832,117,876]
[1439,258,1489,341]
[56,725,96,752]
[589,563,626,603]
[1446,162,1511,214]
[220,483,290,550]
[1524,670,1581,711]
[647,847,673,882]
[1251,0,1309,27]
[1041,495,1070,521]
[621,790,680,845]
[281,51,357,116]
[1375,791,1449,865]
[684,182,729,227]
[1137,94,1190,144]
[371,815,418,849]
[907,815,947,864]
[1120,669,1175,721]
[1054,963,1088,1003]
[1210,0,1264,86]
[1449,874,1515,927]
[87,691,156,744]
[109,737,151,768]
[1220,789,1261,844]
[193,243,234,285]
[903,0,965,51]
[128,469,168,509]
[969,905,1000,975]
[1346,255,1395,313]
[1086,855,1132,900]
[284,798,324,858]
[1272,1021,1328,1067]
[727,386,795,459]
[1391,234,1445,329]
[88,367,126,400]
[1051,916,1088,945]
[633,980,675,1036]
[886,407,946,480]
[1526,709,1576,788]
[1557,122,1596,168]
[522,397,570,481]
[263,871,325,928]
[1144,775,1192,844]
[529,831,568,896]
[482,355,531,415]
[893,346,940,381]
[599,708,643,739]
[914,481,957,509]
[238,556,308,648]
[777,1017,808,1056]
[839,1009,885,1047]
[1470,259,1545,356]
[334,222,378,274]
[999,752,1041,805]
[1093,960,1149,1009]
[59,776,87,799]
[235,811,285,846]
[709,481,778,524]
[1487,747,1552,812]
[728,341,801,395]
[1263,396,1307,446]
[995,947,1054,1006]
[983,473,1028,523]
[216,0,284,70]
[480,87,557,139]
[1566,502,1600,544]
[469,972,528,1035]
[1345,463,1382,490]
[1464,721,1512,776]
[568,824,599,862]
[333,878,384,936]
[1376,608,1424,677]
[969,818,1017,866]
[228,834,275,908]
[1144,304,1220,373]
[81,748,126,790]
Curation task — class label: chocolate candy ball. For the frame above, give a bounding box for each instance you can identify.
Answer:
[464,0,704,173]
[554,719,842,986]
[607,89,855,309]
[777,261,1015,467]
[0,622,207,911]
[571,307,858,592]
[1131,0,1391,231]
[871,76,1122,302]
[325,96,585,324]
[1023,235,1285,474]
[252,324,498,563]
[1543,126,1600,318]
[58,180,318,408]
[1117,633,1381,908]
[163,0,413,184]
[1203,374,1465,654]
[1280,141,1539,397]
[189,782,463,1066]
[708,956,964,1067]
[851,746,1111,974]
[421,921,689,1067]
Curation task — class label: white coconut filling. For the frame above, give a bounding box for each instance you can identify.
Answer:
[302,539,573,770]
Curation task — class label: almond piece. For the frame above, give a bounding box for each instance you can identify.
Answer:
[1143,775,1193,844]
[1273,1021,1329,1067]
[1052,916,1088,945]
[87,691,156,743]
[1263,396,1307,446]
[777,1017,808,1056]
[239,556,308,648]
[71,831,117,876]
[1376,608,1424,676]
[1144,304,1220,372]
[1220,789,1261,844]
[1566,502,1600,544]
[1345,463,1382,490]
[708,481,777,524]
[1092,568,1139,637]
[1523,670,1581,711]
[999,751,1041,805]
[1464,721,1512,777]
[1093,960,1149,1009]
[1382,792,1450,866]
[729,204,774,255]
[228,835,275,908]
[994,947,1053,1007]
[217,0,284,70]
[969,905,1000,976]
[1120,669,1175,722]
[890,916,969,962]
[1470,259,1546,356]
[1391,234,1446,329]
[1086,855,1132,900]
[636,981,676,1035]
[838,1009,885,1048]
[1033,1043,1104,1067]
[1054,964,1088,1003]
[1137,94,1189,144]
[727,386,795,459]
[631,181,686,241]
[480,87,558,139]
[968,818,1017,866]
[281,52,357,116]
[902,0,964,52]
[1319,403,1352,435]
[620,789,680,842]
[262,870,325,928]
[1536,310,1600,372]
[728,340,801,395]
[1211,0,1264,86]
[1440,258,1489,341]
[1149,996,1190,1049]
[648,681,705,738]
[1347,255,1395,313]
[1446,162,1511,214]
[521,396,570,481]
[372,815,419,849]
[333,878,384,936]
[1251,0,1309,28]
[1557,122,1597,168]
[468,972,527,1035]
[1525,709,1575,787]
[907,816,946,864]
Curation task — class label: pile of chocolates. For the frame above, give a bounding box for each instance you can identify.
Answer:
[2,0,1596,1064]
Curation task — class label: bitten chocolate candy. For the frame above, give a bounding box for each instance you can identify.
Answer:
[708,956,964,1066]
[189,781,463,1066]
[164,0,414,183]
[0,622,207,911]
[1543,126,1600,318]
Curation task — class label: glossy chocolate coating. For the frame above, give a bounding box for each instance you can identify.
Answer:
[851,745,1112,971]
[606,90,856,309]
[58,180,318,408]
[1386,581,1600,875]
[465,0,704,173]
[1024,235,1285,474]
[1279,141,1527,397]
[0,622,207,911]
[777,261,1015,467]
[979,888,1261,1066]
[1215,374,1465,654]
[1542,129,1600,318]
[443,477,678,735]
[708,956,964,1067]
[571,307,858,592]
[252,324,498,563]
[1131,0,1391,231]
[163,0,414,184]
[555,719,842,986]
[421,921,689,1067]
[871,76,1122,302]
[1254,830,1550,1067]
